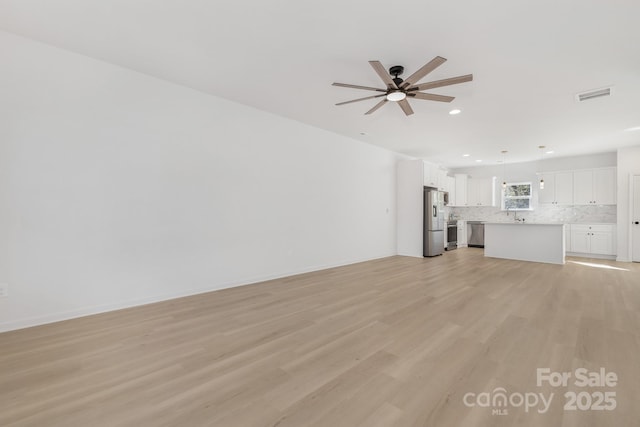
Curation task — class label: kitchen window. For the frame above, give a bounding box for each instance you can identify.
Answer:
[502,182,532,211]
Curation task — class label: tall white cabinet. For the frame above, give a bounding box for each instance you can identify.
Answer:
[397,160,424,257]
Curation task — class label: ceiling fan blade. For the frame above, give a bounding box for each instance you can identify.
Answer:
[332,82,387,92]
[408,74,473,92]
[369,61,397,89]
[400,56,447,89]
[397,99,414,116]
[336,94,386,106]
[365,99,388,115]
[409,92,455,103]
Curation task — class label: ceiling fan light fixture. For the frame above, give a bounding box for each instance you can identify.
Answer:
[386,91,406,102]
[538,145,546,190]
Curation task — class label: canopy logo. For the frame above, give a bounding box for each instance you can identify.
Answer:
[463,388,552,415]
[462,368,618,416]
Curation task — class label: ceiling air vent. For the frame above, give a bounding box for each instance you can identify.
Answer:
[575,86,613,102]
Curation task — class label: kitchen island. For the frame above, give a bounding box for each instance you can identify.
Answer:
[484,222,565,265]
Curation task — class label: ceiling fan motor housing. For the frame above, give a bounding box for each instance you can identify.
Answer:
[389,65,404,76]
[389,65,404,87]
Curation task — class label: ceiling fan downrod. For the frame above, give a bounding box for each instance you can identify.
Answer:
[389,65,404,88]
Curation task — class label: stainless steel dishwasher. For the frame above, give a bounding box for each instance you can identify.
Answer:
[467,221,485,248]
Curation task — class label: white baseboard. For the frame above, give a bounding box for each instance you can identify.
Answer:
[566,252,616,260]
[0,252,395,333]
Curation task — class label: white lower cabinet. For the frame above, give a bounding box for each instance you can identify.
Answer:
[457,220,467,247]
[568,224,616,256]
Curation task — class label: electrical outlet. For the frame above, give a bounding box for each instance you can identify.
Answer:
[0,283,8,298]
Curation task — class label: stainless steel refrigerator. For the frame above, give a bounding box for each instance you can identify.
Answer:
[424,188,445,257]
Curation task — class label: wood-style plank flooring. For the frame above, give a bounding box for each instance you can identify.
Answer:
[1,249,640,426]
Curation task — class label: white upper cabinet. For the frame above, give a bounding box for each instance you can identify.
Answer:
[467,178,495,206]
[555,172,574,204]
[573,168,616,205]
[538,173,555,204]
[423,161,448,190]
[423,161,437,188]
[593,168,616,205]
[437,169,448,191]
[446,176,456,204]
[573,170,593,205]
[539,171,573,205]
[454,174,468,206]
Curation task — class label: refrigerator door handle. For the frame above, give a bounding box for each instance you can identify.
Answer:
[433,205,437,218]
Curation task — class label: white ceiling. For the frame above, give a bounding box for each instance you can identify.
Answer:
[1,0,639,167]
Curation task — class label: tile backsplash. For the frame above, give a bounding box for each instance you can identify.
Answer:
[448,205,616,224]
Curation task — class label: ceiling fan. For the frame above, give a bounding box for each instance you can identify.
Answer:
[332,56,472,116]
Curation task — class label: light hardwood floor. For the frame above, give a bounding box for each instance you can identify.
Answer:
[1,249,639,427]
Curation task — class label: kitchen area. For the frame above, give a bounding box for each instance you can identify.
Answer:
[398,154,618,264]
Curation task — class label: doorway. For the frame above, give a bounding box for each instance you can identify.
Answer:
[633,175,640,262]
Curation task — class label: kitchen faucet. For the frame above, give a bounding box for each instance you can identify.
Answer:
[507,207,523,222]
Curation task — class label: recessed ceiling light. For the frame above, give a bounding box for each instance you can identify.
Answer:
[463,154,470,157]
[475,159,483,163]
[625,126,640,132]
[449,109,461,115]
[546,150,554,154]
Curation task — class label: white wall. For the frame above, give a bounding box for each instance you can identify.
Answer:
[616,145,640,261]
[0,31,399,331]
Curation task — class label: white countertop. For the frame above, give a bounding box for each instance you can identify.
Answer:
[484,222,564,226]
[567,222,616,225]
